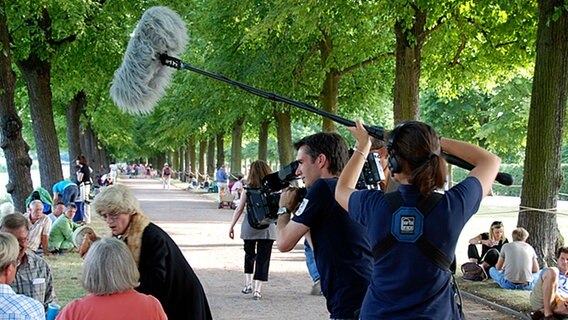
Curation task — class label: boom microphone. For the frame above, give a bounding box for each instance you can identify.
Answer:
[110,6,513,186]
[110,6,188,114]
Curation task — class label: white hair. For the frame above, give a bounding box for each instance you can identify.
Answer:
[0,203,14,217]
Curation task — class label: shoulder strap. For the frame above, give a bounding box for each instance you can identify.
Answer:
[372,191,451,271]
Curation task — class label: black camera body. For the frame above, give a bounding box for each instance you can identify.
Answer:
[246,161,306,229]
[348,149,386,190]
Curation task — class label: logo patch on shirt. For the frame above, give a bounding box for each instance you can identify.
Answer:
[391,207,423,243]
[295,198,309,216]
[400,216,415,234]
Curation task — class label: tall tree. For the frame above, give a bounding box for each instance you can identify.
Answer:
[66,91,86,179]
[518,0,568,265]
[0,1,33,210]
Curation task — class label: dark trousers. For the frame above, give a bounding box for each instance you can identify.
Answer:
[468,245,500,269]
[243,239,274,281]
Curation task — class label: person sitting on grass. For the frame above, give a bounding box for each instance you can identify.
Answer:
[48,203,80,255]
[0,232,44,319]
[57,237,167,320]
[529,247,568,320]
[489,227,540,290]
[0,213,55,309]
[467,221,508,273]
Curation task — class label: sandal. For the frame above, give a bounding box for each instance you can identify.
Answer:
[253,290,262,300]
[241,285,252,294]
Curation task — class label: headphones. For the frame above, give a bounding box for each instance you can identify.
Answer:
[386,122,408,175]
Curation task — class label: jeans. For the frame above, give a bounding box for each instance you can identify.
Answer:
[304,240,320,282]
[489,267,540,290]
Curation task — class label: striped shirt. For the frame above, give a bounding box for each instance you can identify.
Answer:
[0,284,45,319]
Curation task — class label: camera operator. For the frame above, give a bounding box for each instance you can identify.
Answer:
[276,132,373,320]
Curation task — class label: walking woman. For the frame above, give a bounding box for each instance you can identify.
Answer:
[228,160,276,300]
[336,120,501,319]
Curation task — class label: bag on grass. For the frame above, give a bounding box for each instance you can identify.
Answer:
[461,262,487,281]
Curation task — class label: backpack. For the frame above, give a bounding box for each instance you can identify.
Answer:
[164,167,171,175]
[461,262,487,281]
[245,188,278,229]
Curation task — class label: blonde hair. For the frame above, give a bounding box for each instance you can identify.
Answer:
[489,221,506,242]
[512,227,529,241]
[82,238,140,295]
[92,184,141,217]
[0,232,18,271]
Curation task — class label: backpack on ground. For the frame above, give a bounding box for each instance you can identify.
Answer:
[461,262,487,281]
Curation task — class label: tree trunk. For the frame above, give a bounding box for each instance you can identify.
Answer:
[231,117,244,175]
[188,138,197,180]
[216,133,224,172]
[393,10,426,123]
[66,91,86,179]
[17,55,63,190]
[207,137,215,177]
[274,108,293,168]
[518,0,568,267]
[0,8,33,211]
[199,140,207,179]
[319,30,339,132]
[80,124,104,181]
[258,120,269,161]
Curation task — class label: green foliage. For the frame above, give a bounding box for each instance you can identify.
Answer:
[453,163,568,201]
[421,77,531,163]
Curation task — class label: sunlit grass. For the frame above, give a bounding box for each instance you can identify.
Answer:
[46,214,110,306]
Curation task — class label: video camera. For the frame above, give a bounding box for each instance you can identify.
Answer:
[348,149,386,190]
[246,161,306,229]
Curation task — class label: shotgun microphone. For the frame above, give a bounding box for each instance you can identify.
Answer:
[110,6,513,187]
[109,6,188,114]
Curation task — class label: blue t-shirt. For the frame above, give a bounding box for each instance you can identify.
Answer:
[215,168,228,183]
[349,177,482,319]
[52,180,74,194]
[293,178,372,318]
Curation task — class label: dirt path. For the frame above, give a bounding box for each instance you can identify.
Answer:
[121,177,523,319]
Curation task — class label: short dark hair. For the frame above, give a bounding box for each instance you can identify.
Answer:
[65,203,77,210]
[294,132,348,176]
[557,247,568,258]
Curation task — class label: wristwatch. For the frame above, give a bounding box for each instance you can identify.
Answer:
[277,207,291,216]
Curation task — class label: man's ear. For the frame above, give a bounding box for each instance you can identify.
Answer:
[317,154,327,169]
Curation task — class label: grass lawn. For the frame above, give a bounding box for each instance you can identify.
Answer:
[46,214,110,306]
[456,272,532,314]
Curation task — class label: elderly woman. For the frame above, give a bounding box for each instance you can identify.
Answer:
[57,238,166,319]
[84,184,212,320]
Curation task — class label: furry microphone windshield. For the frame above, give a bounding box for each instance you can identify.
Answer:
[110,6,188,114]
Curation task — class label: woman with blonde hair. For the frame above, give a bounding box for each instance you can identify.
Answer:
[228,160,275,300]
[82,184,212,320]
[467,220,508,271]
[57,238,166,319]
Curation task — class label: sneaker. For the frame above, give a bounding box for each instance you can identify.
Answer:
[253,290,262,300]
[241,285,252,294]
[310,279,322,295]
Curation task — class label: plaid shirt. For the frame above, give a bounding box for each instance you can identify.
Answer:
[10,250,55,309]
[0,283,45,319]
[24,214,51,252]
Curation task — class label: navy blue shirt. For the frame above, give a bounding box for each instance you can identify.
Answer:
[293,178,372,318]
[349,177,483,319]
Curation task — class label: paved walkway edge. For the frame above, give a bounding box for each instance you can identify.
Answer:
[461,291,531,320]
